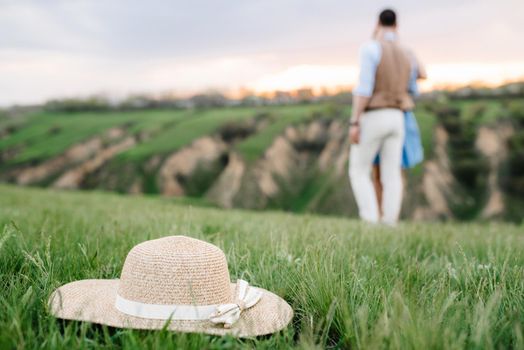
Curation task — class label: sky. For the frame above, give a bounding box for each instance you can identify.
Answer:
[1,0,523,106]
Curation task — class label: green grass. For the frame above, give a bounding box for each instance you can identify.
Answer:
[1,184,523,349]
[0,110,185,165]
[411,107,438,177]
[235,104,328,163]
[116,107,257,162]
[0,100,510,167]
[413,107,437,159]
[451,100,504,124]
[0,101,497,168]
[119,105,331,163]
[126,110,190,134]
[0,106,285,167]
[0,112,32,134]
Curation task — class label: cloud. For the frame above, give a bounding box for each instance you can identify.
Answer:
[0,49,283,105]
[0,0,523,105]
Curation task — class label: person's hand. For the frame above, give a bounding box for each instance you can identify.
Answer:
[349,125,360,144]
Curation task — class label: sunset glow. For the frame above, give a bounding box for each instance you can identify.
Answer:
[247,62,524,95]
[249,65,359,93]
[421,62,524,90]
[1,1,522,105]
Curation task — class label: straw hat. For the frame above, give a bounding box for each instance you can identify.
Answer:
[49,236,293,337]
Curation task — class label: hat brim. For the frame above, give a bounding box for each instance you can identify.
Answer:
[49,279,293,337]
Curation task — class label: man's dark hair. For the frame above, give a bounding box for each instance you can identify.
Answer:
[379,9,396,27]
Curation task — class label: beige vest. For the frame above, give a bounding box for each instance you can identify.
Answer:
[366,40,414,111]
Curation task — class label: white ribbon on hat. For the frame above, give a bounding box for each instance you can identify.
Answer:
[114,279,262,328]
[208,279,263,328]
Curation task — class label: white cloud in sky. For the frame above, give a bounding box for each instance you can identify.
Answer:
[0,49,285,104]
[0,0,523,105]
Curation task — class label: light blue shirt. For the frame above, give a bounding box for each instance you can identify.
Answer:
[353,31,419,98]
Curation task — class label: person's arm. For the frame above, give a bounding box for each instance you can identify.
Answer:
[349,95,370,144]
[417,61,427,80]
[407,51,426,97]
[350,42,379,144]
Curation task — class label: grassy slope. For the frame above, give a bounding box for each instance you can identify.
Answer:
[0,100,508,167]
[0,184,522,349]
[0,112,32,133]
[120,104,333,163]
[0,110,184,165]
[452,100,504,124]
[235,104,328,163]
[410,107,438,177]
[0,103,444,168]
[116,107,257,162]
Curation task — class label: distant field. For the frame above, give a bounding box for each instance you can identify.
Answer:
[118,107,259,162]
[0,185,523,349]
[0,103,442,167]
[0,110,181,165]
[2,99,522,220]
[452,100,505,124]
[235,104,329,162]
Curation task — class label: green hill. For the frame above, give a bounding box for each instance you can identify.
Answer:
[1,96,523,221]
[0,184,523,349]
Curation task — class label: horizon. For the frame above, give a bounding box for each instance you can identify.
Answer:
[1,0,523,106]
[7,78,524,108]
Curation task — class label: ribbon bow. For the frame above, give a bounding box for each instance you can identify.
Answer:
[208,279,263,328]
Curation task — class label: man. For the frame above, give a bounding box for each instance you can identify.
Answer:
[349,9,420,225]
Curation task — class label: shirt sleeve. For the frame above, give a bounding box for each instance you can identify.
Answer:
[407,52,420,96]
[353,41,381,97]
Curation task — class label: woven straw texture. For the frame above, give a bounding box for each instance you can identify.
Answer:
[49,236,293,337]
[118,236,232,305]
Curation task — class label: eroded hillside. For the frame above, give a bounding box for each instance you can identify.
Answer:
[1,100,523,221]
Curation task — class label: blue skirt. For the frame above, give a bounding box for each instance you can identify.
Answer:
[373,111,424,169]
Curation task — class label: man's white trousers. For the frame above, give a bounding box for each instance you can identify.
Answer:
[349,108,404,224]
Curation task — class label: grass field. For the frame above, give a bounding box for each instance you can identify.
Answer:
[117,107,258,162]
[1,105,333,167]
[234,104,329,162]
[1,103,440,167]
[2,99,515,172]
[1,184,523,349]
[0,110,182,165]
